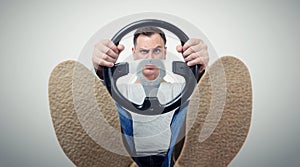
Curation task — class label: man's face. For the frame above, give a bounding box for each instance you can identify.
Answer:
[132,33,166,81]
[132,33,166,60]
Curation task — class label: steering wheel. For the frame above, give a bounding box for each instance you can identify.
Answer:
[102,19,198,115]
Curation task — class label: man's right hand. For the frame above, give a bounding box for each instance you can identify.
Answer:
[92,39,125,75]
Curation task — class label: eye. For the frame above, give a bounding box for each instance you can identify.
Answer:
[153,48,162,54]
[140,49,149,54]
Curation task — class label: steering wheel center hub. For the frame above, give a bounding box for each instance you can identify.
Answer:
[136,59,166,97]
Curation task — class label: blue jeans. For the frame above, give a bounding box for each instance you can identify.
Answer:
[116,103,188,167]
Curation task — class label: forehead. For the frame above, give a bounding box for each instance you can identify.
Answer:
[135,33,165,48]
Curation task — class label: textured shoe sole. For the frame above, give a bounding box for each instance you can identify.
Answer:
[48,56,252,167]
[48,61,133,166]
[175,56,252,167]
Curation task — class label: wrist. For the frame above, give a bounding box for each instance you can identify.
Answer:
[95,66,104,79]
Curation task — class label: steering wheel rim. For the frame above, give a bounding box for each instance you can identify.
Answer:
[102,19,198,115]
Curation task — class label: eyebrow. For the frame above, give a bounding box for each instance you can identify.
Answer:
[139,46,163,50]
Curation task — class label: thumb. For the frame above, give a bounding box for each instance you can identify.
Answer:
[117,44,125,53]
[176,45,183,53]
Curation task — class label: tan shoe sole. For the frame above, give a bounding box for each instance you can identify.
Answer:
[48,61,133,166]
[175,56,252,167]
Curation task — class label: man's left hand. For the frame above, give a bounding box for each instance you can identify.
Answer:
[176,38,209,72]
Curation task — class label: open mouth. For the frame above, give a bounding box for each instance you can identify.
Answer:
[144,64,158,69]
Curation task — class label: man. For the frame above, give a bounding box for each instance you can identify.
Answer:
[92,26,209,167]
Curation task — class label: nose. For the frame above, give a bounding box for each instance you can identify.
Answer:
[146,52,155,59]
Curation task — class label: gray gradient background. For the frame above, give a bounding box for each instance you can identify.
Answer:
[0,0,299,166]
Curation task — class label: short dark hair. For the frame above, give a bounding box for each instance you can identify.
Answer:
[133,26,166,46]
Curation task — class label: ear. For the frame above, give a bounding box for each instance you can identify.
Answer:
[164,47,167,59]
[132,47,138,60]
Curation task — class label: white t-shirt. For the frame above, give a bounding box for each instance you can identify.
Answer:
[118,82,184,156]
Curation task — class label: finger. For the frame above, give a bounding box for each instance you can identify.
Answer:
[182,38,202,51]
[102,44,124,62]
[94,48,116,67]
[184,52,198,62]
[101,53,117,66]
[96,40,119,58]
[182,44,202,57]
[96,44,119,60]
[92,54,114,69]
[102,39,119,53]
[185,51,209,67]
[186,56,205,67]
[99,59,114,67]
